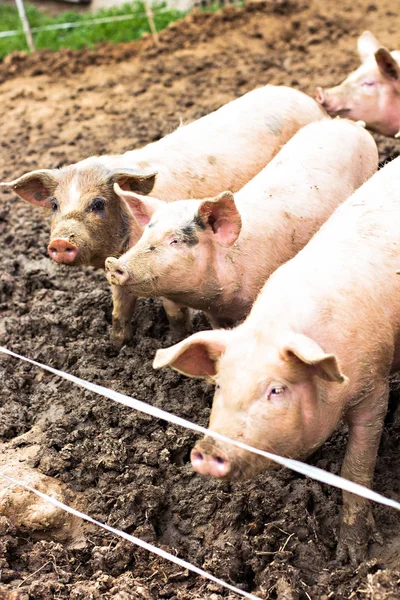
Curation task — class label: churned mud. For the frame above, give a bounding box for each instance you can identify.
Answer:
[1,0,400,598]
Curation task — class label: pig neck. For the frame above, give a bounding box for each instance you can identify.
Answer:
[205,197,282,318]
[372,107,400,138]
[195,209,265,320]
[176,199,280,320]
[165,242,235,311]
[379,94,400,138]
[159,236,244,319]
[242,238,391,428]
[389,112,400,139]
[211,237,258,318]
[241,318,347,451]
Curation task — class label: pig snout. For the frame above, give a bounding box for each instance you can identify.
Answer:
[47,239,78,264]
[315,87,325,105]
[313,86,351,117]
[105,257,130,286]
[191,440,230,478]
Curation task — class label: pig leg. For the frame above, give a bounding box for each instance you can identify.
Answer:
[161,298,191,341]
[337,380,389,565]
[111,285,137,349]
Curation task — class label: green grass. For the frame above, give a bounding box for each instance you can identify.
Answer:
[0,2,187,60]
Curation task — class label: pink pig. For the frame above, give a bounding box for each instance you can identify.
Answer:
[315,31,400,137]
[105,119,377,330]
[1,85,326,349]
[154,154,400,564]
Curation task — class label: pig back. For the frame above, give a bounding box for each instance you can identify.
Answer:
[260,118,378,197]
[132,85,327,200]
[235,118,378,256]
[250,154,400,377]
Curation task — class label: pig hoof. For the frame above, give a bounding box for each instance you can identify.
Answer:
[337,502,377,565]
[372,529,384,546]
[110,322,133,350]
[110,332,127,351]
[337,519,374,565]
[336,536,368,566]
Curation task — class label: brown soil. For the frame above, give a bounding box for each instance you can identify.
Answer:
[1,1,400,598]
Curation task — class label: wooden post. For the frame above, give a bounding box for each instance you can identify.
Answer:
[143,0,159,47]
[15,0,35,53]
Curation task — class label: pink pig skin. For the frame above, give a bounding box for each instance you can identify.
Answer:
[1,85,326,349]
[154,153,400,565]
[316,31,400,137]
[106,118,377,332]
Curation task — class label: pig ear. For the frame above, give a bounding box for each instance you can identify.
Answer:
[153,330,228,380]
[109,168,157,196]
[375,47,400,82]
[114,183,165,227]
[1,169,59,207]
[281,334,348,383]
[197,191,241,246]
[357,31,381,62]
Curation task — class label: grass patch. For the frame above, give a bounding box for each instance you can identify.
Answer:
[0,1,187,60]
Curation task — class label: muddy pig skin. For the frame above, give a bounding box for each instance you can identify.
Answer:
[154,155,400,565]
[105,119,377,329]
[315,31,400,137]
[1,85,326,349]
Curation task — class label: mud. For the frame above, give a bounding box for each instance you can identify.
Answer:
[1,0,400,598]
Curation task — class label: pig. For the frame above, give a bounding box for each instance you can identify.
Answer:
[1,86,327,349]
[105,119,377,330]
[315,31,400,137]
[153,154,400,565]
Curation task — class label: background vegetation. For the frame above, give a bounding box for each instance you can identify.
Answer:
[0,1,187,59]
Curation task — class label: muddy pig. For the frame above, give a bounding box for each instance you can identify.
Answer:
[105,119,377,329]
[154,154,400,564]
[1,85,326,349]
[315,31,400,137]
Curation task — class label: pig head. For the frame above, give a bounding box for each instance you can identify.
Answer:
[315,31,400,137]
[154,329,348,480]
[1,161,156,269]
[105,185,240,300]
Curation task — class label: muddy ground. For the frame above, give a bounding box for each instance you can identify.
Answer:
[1,0,400,598]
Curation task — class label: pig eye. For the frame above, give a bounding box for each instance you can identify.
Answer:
[90,197,105,213]
[268,385,286,399]
[51,198,58,213]
[170,239,179,246]
[361,80,375,87]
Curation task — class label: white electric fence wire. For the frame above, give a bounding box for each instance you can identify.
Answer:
[1,346,400,511]
[0,471,260,600]
[0,9,173,39]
